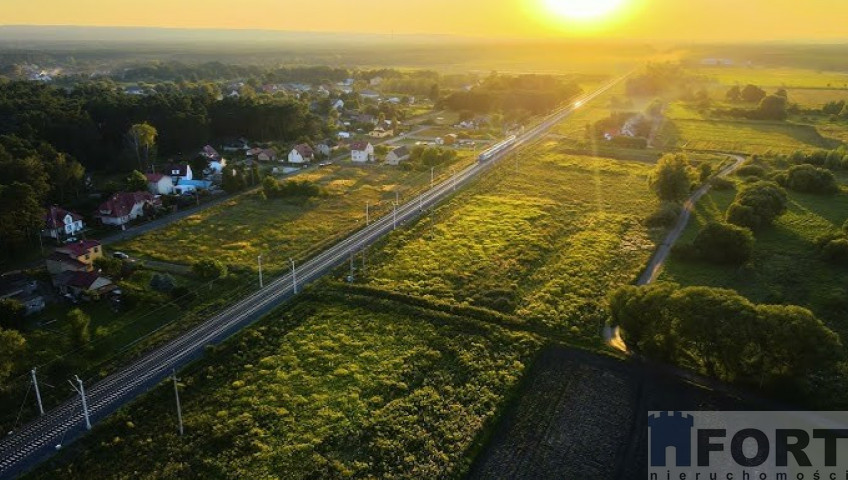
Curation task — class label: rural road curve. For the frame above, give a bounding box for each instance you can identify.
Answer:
[604,154,746,351]
[0,76,629,480]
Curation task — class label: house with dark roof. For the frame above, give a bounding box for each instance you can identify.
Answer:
[162,164,193,183]
[43,206,85,243]
[146,173,175,195]
[385,146,411,166]
[54,271,115,299]
[46,240,103,275]
[97,192,159,227]
[0,273,45,316]
[288,144,315,164]
[350,142,375,163]
[316,139,336,157]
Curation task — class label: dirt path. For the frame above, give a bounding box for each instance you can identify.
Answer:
[603,154,746,351]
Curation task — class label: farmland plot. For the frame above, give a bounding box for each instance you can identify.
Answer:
[363,143,659,340]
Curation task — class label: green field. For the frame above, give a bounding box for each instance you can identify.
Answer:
[28,294,542,480]
[693,67,848,89]
[360,142,659,340]
[661,117,839,154]
[118,157,473,274]
[660,171,848,339]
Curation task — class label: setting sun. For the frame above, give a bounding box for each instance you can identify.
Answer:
[544,0,625,21]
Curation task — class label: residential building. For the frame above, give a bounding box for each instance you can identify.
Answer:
[97,192,159,227]
[43,206,85,242]
[0,273,45,316]
[369,127,393,139]
[359,90,380,100]
[46,240,102,275]
[54,271,115,299]
[258,149,278,162]
[385,146,410,166]
[316,140,335,157]
[162,164,193,183]
[146,173,175,195]
[288,144,315,164]
[350,142,375,163]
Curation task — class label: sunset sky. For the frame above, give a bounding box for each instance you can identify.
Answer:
[3,0,848,42]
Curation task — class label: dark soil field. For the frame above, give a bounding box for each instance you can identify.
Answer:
[467,347,759,480]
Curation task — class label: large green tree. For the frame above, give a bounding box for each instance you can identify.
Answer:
[68,308,91,348]
[126,122,158,171]
[649,154,694,202]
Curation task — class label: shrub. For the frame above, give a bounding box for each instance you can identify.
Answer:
[843,219,848,236]
[95,257,125,278]
[735,165,766,178]
[726,181,788,230]
[263,178,321,201]
[149,273,176,293]
[825,150,843,170]
[709,176,735,191]
[692,222,754,264]
[698,163,713,182]
[645,202,682,228]
[0,299,26,330]
[784,164,839,194]
[822,239,848,265]
[193,259,228,280]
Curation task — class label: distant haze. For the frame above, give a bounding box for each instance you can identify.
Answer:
[2,0,848,42]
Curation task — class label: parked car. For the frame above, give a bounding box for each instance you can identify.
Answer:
[113,252,130,260]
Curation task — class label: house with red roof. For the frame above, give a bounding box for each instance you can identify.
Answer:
[145,173,175,195]
[46,240,103,275]
[350,142,375,163]
[43,206,85,243]
[288,144,315,164]
[97,192,160,227]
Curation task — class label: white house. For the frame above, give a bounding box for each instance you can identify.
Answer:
[330,99,345,111]
[337,131,352,140]
[369,127,393,139]
[145,173,175,195]
[163,164,193,183]
[288,144,315,164]
[385,146,410,166]
[350,142,375,163]
[43,206,85,242]
[97,192,159,227]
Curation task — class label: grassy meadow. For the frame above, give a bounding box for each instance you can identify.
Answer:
[360,141,660,341]
[117,156,474,274]
[660,170,848,338]
[28,294,542,480]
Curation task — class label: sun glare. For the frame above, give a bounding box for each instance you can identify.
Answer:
[544,0,625,21]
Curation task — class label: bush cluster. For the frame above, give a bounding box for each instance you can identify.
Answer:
[726,181,788,230]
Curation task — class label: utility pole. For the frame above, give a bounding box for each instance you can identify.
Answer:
[69,376,91,430]
[31,368,44,416]
[172,370,183,436]
[290,258,298,294]
[419,194,424,211]
[451,169,457,191]
[392,202,398,230]
[395,190,399,205]
[430,167,435,188]
[366,202,370,225]
[257,255,264,288]
[349,249,355,280]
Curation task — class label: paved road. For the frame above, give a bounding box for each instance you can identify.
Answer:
[604,154,746,350]
[0,76,627,479]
